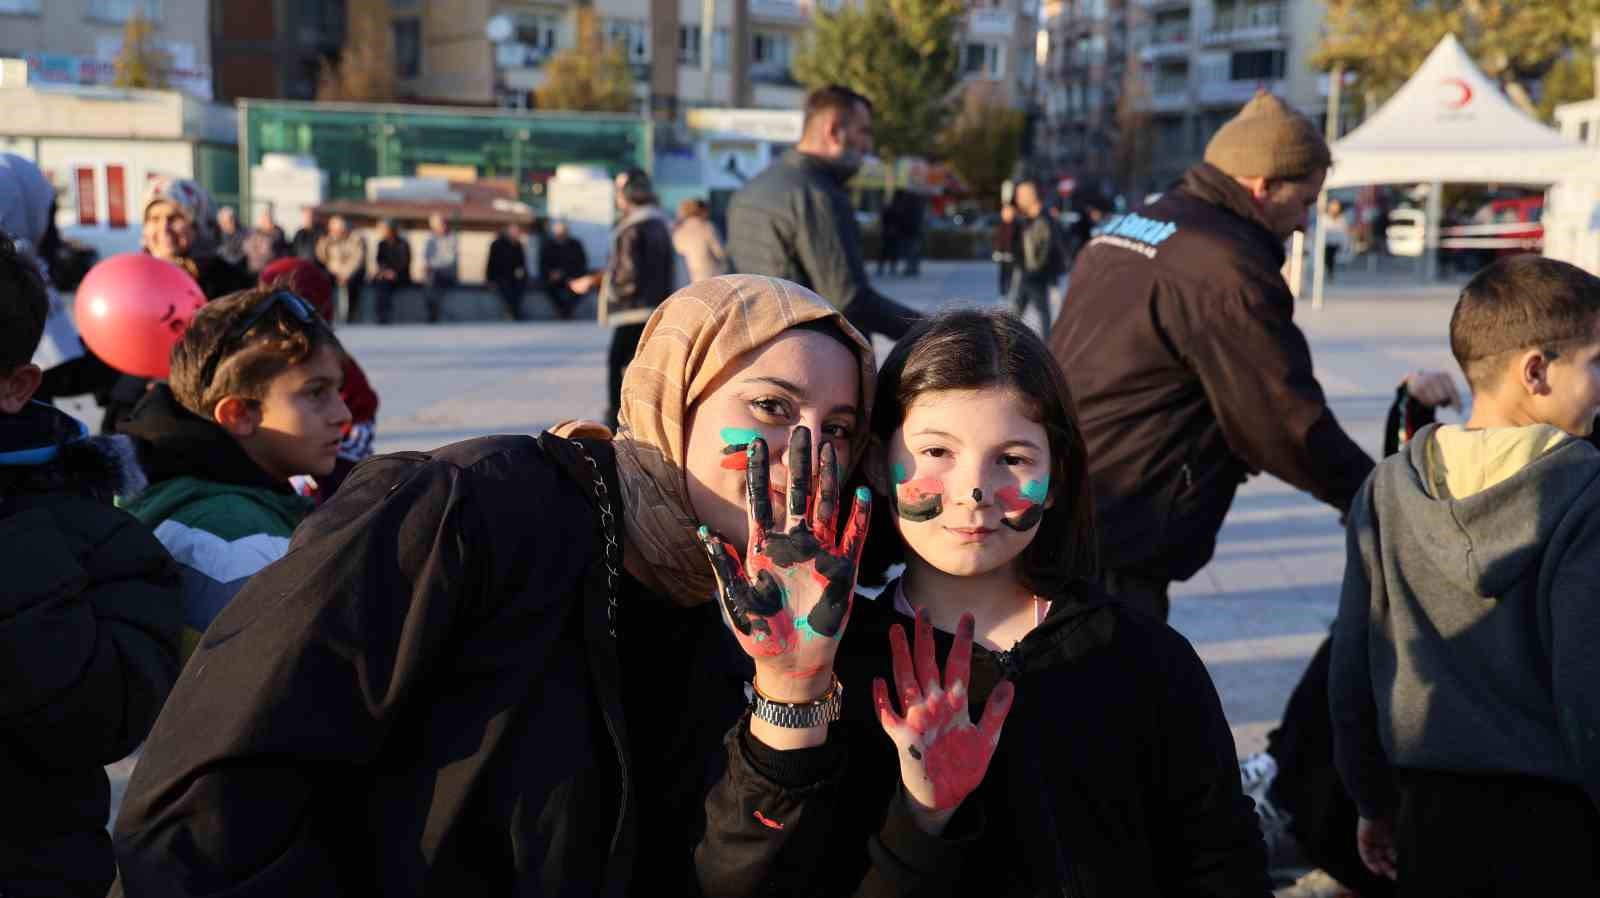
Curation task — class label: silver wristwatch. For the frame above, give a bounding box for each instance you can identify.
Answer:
[746,675,844,729]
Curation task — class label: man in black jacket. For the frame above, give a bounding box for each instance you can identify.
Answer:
[1049,91,1453,621]
[487,222,531,321]
[538,218,588,319]
[727,85,922,340]
[570,170,675,427]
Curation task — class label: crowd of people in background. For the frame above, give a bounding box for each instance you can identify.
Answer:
[7,79,1600,898]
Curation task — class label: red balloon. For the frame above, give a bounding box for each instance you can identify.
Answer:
[75,254,207,379]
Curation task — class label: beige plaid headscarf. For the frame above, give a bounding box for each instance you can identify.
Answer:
[556,275,875,607]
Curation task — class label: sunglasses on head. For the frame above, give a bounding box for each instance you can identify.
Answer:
[197,291,321,392]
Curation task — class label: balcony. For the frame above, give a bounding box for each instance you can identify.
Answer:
[968,9,1016,38]
[1196,77,1283,106]
[750,64,799,86]
[494,43,550,70]
[1138,23,1190,60]
[1148,88,1189,113]
[1137,0,1191,10]
[750,0,810,23]
[1202,5,1286,46]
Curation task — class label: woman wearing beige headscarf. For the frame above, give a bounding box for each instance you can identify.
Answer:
[111,275,893,897]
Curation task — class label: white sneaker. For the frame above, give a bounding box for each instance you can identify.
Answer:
[1240,751,1279,797]
[1239,752,1304,869]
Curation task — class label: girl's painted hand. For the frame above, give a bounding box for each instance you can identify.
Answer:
[700,427,871,702]
[874,609,1014,831]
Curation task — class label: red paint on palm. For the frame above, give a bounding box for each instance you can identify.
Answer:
[875,609,1015,813]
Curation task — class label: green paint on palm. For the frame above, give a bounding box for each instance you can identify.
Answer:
[1022,478,1049,503]
[721,427,763,446]
[795,616,825,641]
[892,463,908,484]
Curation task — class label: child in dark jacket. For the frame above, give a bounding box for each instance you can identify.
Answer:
[118,284,351,656]
[1331,256,1600,895]
[0,233,184,898]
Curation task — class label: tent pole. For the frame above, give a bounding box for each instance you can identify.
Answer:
[1423,180,1443,282]
[1311,189,1328,309]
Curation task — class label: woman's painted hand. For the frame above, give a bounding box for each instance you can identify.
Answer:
[874,609,1014,833]
[700,426,870,702]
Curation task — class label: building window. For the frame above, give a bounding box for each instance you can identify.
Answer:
[517,14,561,53]
[0,0,41,14]
[962,42,1003,79]
[678,25,701,65]
[713,28,729,67]
[1229,48,1284,81]
[105,164,127,228]
[681,26,732,69]
[86,0,160,22]
[751,31,793,82]
[393,17,421,79]
[606,19,651,65]
[752,31,792,67]
[73,167,98,227]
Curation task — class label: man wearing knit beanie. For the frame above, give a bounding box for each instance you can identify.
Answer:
[1046,90,1458,898]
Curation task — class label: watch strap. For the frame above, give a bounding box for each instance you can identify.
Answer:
[747,675,843,729]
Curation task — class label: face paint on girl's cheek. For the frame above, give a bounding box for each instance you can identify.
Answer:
[891,462,944,522]
[995,477,1049,532]
[719,427,763,470]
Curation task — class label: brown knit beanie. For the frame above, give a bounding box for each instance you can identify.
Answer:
[1204,90,1331,181]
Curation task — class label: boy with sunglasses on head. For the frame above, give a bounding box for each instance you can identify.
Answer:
[118,285,351,656]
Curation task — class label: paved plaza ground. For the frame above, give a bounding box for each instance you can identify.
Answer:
[105,260,1468,830]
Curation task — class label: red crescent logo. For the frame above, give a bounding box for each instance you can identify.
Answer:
[1442,77,1473,109]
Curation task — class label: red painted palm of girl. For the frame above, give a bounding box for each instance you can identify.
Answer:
[875,609,1013,813]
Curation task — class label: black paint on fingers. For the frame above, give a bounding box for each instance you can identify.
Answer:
[815,441,839,537]
[787,426,812,520]
[747,439,773,531]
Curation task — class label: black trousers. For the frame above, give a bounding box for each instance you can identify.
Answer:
[545,283,579,318]
[1394,769,1600,896]
[842,293,921,342]
[607,322,647,428]
[426,271,456,322]
[997,261,1013,297]
[1266,635,1396,897]
[1010,278,1051,336]
[343,272,366,324]
[495,278,526,321]
[372,281,403,325]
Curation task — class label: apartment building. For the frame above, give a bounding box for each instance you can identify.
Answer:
[0,0,213,97]
[211,0,348,101]
[361,0,1039,117]
[1039,0,1330,195]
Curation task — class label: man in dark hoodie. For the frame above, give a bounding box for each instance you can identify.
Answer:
[0,232,183,898]
[1331,255,1600,895]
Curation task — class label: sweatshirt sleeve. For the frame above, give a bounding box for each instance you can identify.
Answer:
[112,456,488,896]
[697,716,977,898]
[1174,279,1374,513]
[0,504,183,768]
[1328,476,1400,819]
[1150,629,1274,898]
[1545,493,1600,811]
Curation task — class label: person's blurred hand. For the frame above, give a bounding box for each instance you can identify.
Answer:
[1403,370,1461,410]
[1356,816,1398,880]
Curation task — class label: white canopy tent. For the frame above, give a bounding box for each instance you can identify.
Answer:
[1311,35,1590,306]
